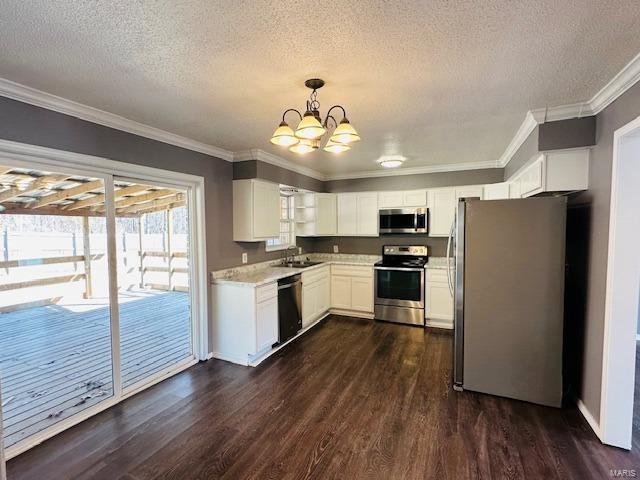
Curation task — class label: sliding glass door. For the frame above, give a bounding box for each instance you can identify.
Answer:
[112,178,195,391]
[0,157,202,460]
[0,167,115,451]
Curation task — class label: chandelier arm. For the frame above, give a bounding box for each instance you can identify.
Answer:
[282,108,303,123]
[325,115,339,129]
[323,105,347,126]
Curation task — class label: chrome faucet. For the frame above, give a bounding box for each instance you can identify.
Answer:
[282,246,298,265]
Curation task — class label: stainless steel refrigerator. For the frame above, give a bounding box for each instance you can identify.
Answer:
[450,196,566,408]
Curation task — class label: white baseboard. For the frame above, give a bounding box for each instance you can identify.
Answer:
[425,318,454,329]
[330,308,375,319]
[577,398,602,440]
[211,351,249,366]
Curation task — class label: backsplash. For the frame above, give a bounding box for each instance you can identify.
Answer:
[305,235,448,257]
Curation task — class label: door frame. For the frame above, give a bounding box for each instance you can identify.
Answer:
[599,115,640,449]
[1,382,6,480]
[0,139,208,459]
[115,174,201,396]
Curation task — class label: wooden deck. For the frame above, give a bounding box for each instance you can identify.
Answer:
[0,290,191,448]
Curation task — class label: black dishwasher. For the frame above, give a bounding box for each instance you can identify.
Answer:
[274,274,302,346]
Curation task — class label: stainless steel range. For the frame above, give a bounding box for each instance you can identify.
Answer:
[374,245,427,326]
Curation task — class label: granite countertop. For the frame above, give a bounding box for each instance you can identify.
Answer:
[211,254,380,287]
[425,257,453,270]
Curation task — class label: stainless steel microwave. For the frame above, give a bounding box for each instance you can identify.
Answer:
[379,208,429,234]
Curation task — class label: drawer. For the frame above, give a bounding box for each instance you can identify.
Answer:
[426,269,449,283]
[256,282,277,303]
[302,265,330,285]
[331,264,373,278]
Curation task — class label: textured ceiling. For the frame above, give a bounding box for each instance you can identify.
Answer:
[1,1,639,175]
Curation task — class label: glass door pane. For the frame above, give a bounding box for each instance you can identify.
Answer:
[0,166,114,450]
[112,179,194,390]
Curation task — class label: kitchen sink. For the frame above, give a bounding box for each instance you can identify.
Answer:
[280,261,324,269]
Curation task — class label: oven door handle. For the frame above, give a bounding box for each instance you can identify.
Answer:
[374,266,425,272]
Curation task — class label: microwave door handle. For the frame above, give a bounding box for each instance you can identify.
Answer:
[414,211,418,231]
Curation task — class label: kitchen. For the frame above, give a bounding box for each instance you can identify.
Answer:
[1,2,640,478]
[210,148,589,380]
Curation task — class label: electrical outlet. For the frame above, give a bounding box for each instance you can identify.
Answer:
[242,252,248,264]
[333,245,339,253]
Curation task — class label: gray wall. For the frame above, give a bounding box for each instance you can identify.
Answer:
[233,160,325,192]
[566,80,640,424]
[503,128,539,179]
[0,97,318,351]
[504,117,596,179]
[538,117,596,152]
[0,97,307,271]
[308,235,447,257]
[326,168,504,192]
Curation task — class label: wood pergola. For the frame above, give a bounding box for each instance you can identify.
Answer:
[0,166,188,305]
[0,166,185,217]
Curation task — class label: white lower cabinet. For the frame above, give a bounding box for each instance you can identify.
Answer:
[211,281,279,365]
[425,268,454,328]
[256,295,278,352]
[330,275,352,310]
[302,266,331,327]
[350,277,374,312]
[330,265,374,314]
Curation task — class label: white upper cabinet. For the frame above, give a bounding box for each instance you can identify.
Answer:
[378,189,427,208]
[519,155,544,197]
[509,180,522,199]
[378,191,404,208]
[338,192,378,236]
[428,185,483,237]
[356,192,379,236]
[427,188,456,237]
[455,185,484,200]
[315,193,337,235]
[337,193,358,235]
[233,179,280,241]
[483,182,511,200]
[508,149,589,199]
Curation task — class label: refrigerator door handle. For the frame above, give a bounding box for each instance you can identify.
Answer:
[446,219,455,296]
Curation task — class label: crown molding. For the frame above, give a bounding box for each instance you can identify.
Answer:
[497,111,541,168]
[324,159,500,181]
[233,149,328,181]
[3,50,639,179]
[0,77,234,161]
[499,53,640,169]
[588,52,640,115]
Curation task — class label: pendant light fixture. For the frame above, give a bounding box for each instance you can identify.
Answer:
[270,79,360,155]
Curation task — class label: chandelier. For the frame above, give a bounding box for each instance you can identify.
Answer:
[270,79,360,154]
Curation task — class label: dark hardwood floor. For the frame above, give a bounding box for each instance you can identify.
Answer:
[6,315,640,479]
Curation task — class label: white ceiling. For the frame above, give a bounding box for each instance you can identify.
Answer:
[0,1,639,176]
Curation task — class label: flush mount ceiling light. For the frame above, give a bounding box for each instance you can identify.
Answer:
[270,78,360,155]
[377,154,407,168]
